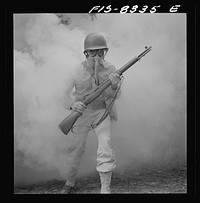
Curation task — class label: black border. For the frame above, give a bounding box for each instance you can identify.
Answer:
[4,2,197,201]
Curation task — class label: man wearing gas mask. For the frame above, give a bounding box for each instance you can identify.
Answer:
[61,32,121,194]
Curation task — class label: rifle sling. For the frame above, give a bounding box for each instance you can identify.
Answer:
[89,76,124,130]
[71,62,123,133]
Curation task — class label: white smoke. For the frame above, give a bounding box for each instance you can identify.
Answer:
[14,13,186,186]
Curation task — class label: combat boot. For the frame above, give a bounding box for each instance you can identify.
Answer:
[60,185,74,194]
[99,171,112,194]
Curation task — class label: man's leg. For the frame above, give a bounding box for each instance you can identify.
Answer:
[61,133,88,194]
[61,113,91,194]
[94,115,116,194]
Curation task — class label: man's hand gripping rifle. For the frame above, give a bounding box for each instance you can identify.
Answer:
[59,46,152,135]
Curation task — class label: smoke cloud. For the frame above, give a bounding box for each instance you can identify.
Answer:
[14,13,186,186]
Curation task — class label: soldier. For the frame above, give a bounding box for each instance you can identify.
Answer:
[61,32,121,194]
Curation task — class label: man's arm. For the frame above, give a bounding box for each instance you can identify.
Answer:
[64,76,86,113]
[103,65,121,99]
[64,78,75,110]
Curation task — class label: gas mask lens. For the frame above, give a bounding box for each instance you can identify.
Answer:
[87,49,105,57]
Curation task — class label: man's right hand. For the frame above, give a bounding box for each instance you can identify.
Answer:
[70,101,87,114]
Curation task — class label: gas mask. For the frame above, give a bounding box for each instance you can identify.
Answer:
[84,49,107,67]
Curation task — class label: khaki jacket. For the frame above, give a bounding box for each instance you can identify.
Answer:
[65,60,121,121]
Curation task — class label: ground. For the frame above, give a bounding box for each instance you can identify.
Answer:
[14,166,187,194]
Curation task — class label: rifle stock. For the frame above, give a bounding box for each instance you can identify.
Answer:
[59,46,152,135]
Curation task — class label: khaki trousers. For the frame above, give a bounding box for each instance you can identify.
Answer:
[65,109,116,187]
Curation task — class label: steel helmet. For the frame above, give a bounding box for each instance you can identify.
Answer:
[84,32,108,53]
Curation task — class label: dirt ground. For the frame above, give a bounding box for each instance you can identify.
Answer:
[14,166,187,194]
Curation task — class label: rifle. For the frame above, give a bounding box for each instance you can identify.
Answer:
[59,46,152,135]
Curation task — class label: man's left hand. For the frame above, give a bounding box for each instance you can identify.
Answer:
[109,73,121,90]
